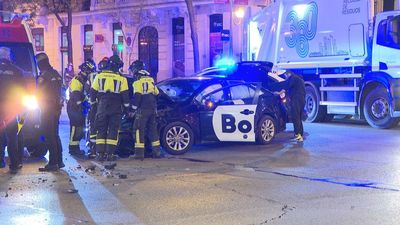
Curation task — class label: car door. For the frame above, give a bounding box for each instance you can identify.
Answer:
[197,84,228,141]
[208,84,258,142]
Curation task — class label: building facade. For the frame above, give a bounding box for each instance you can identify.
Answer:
[29,0,272,82]
[29,0,400,82]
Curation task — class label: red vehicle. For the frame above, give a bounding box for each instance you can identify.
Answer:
[1,12,47,157]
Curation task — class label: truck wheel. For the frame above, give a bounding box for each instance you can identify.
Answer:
[256,115,276,144]
[28,143,48,158]
[161,122,194,155]
[304,86,326,122]
[363,87,399,129]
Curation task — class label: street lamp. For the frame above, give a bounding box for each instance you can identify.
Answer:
[234,7,245,20]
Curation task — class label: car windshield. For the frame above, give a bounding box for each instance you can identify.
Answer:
[158,79,205,102]
[0,42,37,77]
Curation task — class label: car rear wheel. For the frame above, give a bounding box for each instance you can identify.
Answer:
[161,122,194,155]
[256,115,276,144]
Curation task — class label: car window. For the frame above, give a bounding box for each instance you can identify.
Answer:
[157,79,204,102]
[195,83,223,101]
[229,85,256,104]
[203,90,226,104]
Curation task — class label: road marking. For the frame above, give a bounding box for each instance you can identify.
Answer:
[65,158,143,225]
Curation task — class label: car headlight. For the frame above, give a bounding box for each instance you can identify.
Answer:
[22,95,39,110]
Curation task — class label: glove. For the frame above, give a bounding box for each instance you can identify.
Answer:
[124,107,136,118]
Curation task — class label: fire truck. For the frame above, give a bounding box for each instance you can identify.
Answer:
[251,0,400,128]
[0,11,47,157]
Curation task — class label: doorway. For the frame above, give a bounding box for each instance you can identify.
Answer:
[138,26,159,80]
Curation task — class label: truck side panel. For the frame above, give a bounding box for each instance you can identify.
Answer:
[276,0,370,68]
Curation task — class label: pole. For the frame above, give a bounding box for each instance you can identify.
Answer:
[229,0,234,58]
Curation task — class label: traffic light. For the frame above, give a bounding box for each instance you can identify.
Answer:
[117,35,124,52]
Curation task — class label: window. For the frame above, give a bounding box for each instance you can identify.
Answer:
[113,22,123,45]
[377,16,400,49]
[61,26,68,48]
[204,90,226,104]
[195,84,223,101]
[158,79,204,103]
[84,24,93,46]
[349,24,365,57]
[32,28,44,52]
[229,85,256,104]
[84,24,93,61]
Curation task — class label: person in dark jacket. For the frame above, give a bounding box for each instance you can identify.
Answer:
[90,55,130,163]
[271,70,306,142]
[36,53,64,171]
[129,60,160,160]
[0,47,24,173]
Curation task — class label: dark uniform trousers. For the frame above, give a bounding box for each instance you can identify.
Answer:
[67,101,85,152]
[88,104,97,152]
[0,119,21,169]
[67,75,87,152]
[37,67,63,167]
[91,70,129,157]
[95,103,120,155]
[132,73,160,158]
[41,109,63,166]
[134,109,160,158]
[291,97,305,136]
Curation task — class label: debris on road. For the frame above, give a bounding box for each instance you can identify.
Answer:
[118,174,127,179]
[104,163,117,170]
[102,170,112,178]
[85,165,96,173]
[67,189,79,194]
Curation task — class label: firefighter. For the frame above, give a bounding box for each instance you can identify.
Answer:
[90,55,130,162]
[129,60,160,160]
[272,70,306,142]
[67,60,95,157]
[85,59,98,159]
[0,47,24,173]
[36,53,64,171]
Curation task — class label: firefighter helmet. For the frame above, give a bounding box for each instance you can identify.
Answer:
[98,57,110,71]
[109,55,123,73]
[129,60,145,75]
[79,59,96,74]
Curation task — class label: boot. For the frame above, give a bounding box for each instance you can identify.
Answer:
[0,157,5,168]
[96,152,107,162]
[132,148,144,161]
[152,146,161,159]
[69,146,86,157]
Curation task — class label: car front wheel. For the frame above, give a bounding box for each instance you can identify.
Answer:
[256,115,276,144]
[161,122,194,155]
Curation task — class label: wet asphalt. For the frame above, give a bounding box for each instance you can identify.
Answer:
[1,113,400,225]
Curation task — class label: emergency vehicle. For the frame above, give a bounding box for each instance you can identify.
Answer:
[0,12,45,157]
[251,0,400,128]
